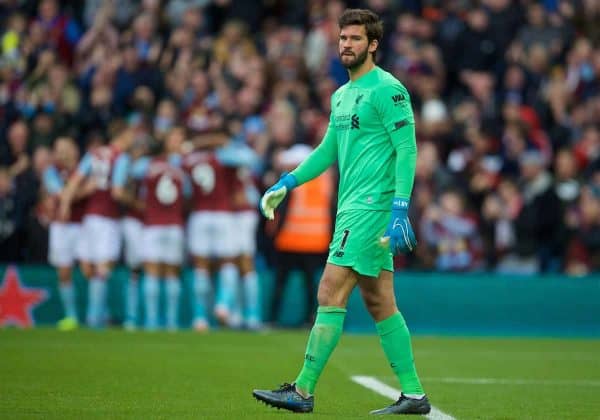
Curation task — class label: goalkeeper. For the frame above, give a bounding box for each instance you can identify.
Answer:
[253,8,429,416]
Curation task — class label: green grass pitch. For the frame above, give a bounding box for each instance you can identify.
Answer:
[1,329,599,419]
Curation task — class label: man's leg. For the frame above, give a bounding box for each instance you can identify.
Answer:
[164,265,181,331]
[57,266,78,330]
[214,259,239,325]
[124,267,140,330]
[143,262,160,330]
[358,270,430,415]
[192,257,212,331]
[238,254,261,330]
[87,262,112,328]
[253,263,357,412]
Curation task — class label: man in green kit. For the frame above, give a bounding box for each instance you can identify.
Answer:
[252,8,430,415]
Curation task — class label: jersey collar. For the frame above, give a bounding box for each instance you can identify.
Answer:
[348,66,380,88]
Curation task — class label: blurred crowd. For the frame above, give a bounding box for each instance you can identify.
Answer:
[1,0,599,276]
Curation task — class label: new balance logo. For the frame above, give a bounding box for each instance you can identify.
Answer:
[334,251,344,257]
[355,94,364,105]
[391,94,405,103]
[351,114,360,129]
[305,354,316,362]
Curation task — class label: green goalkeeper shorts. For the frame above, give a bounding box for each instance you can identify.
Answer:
[327,210,394,277]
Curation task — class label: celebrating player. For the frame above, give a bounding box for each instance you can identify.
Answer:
[44,137,89,330]
[230,164,262,330]
[253,9,429,415]
[132,126,189,331]
[113,135,148,330]
[59,129,133,328]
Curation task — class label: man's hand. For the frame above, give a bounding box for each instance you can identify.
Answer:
[260,173,297,220]
[381,198,417,255]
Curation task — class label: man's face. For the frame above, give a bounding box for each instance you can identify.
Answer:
[166,128,184,153]
[339,25,373,70]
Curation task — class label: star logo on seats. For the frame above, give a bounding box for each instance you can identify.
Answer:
[0,266,47,328]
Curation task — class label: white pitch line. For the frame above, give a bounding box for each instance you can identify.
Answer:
[351,375,456,420]
[421,377,600,387]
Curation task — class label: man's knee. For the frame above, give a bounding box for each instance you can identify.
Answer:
[361,289,382,314]
[361,288,395,321]
[317,281,338,306]
[316,267,355,307]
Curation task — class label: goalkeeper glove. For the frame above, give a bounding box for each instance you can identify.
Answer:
[381,197,417,255]
[260,172,298,220]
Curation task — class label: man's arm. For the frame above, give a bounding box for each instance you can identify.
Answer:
[260,97,338,220]
[375,83,417,199]
[259,123,338,220]
[391,123,417,199]
[111,153,142,210]
[42,166,64,195]
[290,123,338,186]
[58,154,91,220]
[216,141,259,168]
[375,83,418,254]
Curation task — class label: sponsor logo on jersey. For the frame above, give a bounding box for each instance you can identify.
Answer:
[391,93,405,103]
[333,113,360,130]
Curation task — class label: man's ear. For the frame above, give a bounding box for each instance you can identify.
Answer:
[368,39,379,54]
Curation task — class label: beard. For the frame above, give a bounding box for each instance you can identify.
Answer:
[340,47,369,70]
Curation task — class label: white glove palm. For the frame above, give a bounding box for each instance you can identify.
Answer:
[260,186,288,220]
[259,173,298,220]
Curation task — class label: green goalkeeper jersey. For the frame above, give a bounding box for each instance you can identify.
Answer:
[292,66,417,213]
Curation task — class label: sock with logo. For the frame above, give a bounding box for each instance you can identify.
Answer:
[376,311,424,396]
[295,306,346,395]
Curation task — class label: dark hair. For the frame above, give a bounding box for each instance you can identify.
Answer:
[338,9,383,60]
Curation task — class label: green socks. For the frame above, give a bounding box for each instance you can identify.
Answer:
[376,311,424,395]
[294,308,422,396]
[295,306,346,394]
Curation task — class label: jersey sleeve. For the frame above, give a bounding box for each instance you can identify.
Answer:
[291,95,338,185]
[130,157,151,180]
[182,174,193,198]
[43,166,64,194]
[216,142,258,168]
[77,153,92,176]
[112,154,131,188]
[373,83,417,200]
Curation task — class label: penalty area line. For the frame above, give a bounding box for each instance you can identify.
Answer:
[351,375,456,420]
